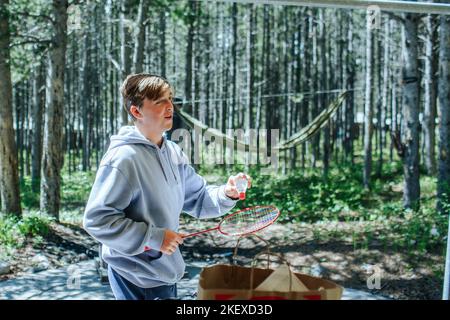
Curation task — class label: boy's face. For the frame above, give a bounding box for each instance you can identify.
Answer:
[136,88,174,133]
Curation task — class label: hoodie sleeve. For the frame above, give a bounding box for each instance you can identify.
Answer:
[83,165,165,256]
[182,163,238,219]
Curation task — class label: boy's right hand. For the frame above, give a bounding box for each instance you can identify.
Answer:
[160,229,184,255]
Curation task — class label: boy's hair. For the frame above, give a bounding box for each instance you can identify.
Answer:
[120,73,173,120]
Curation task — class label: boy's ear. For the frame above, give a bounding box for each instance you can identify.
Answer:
[130,105,142,119]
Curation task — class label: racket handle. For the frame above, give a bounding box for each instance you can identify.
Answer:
[182,226,219,238]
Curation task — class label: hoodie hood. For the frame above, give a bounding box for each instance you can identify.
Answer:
[108,126,166,151]
[107,126,175,183]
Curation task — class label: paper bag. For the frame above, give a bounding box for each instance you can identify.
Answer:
[197,264,343,300]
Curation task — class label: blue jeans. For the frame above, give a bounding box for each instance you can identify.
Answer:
[107,265,177,300]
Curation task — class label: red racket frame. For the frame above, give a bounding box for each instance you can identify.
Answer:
[182,205,280,238]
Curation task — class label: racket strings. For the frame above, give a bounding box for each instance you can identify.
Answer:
[220,206,279,236]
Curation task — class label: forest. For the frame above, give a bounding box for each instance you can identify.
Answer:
[0,0,450,300]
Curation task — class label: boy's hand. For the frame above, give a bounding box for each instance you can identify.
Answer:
[224,172,252,199]
[161,229,184,255]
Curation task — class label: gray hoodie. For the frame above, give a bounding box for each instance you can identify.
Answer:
[83,126,237,288]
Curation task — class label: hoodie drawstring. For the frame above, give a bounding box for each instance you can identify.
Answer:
[154,149,169,182]
[165,147,179,184]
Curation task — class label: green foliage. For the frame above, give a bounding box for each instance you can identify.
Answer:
[20,169,95,210]
[0,212,53,249]
[388,205,448,253]
[198,160,448,252]
[201,163,368,223]
[20,176,40,209]
[0,215,24,248]
[61,170,95,208]
[17,212,53,237]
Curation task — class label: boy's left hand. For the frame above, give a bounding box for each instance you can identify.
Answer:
[224,172,252,200]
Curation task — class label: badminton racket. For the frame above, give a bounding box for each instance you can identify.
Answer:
[182,205,280,238]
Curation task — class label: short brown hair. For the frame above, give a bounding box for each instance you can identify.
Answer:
[120,73,173,120]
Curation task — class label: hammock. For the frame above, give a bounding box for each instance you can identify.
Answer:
[274,91,349,150]
[173,90,349,151]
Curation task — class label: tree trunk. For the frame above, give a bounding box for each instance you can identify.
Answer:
[24,82,31,177]
[193,2,201,121]
[378,20,389,178]
[16,84,24,179]
[401,11,420,210]
[80,9,91,172]
[310,10,320,168]
[0,0,21,216]
[247,3,255,132]
[439,1,450,301]
[185,0,195,114]
[344,10,355,164]
[302,11,310,169]
[120,0,131,126]
[437,9,450,215]
[390,49,398,162]
[423,9,438,176]
[159,7,166,77]
[363,11,374,190]
[319,10,329,178]
[262,4,271,156]
[230,3,238,129]
[132,0,147,74]
[40,0,68,220]
[204,6,211,128]
[107,1,116,136]
[31,63,45,193]
[295,9,305,170]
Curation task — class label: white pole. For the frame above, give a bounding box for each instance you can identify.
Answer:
[198,0,450,15]
[444,214,450,300]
